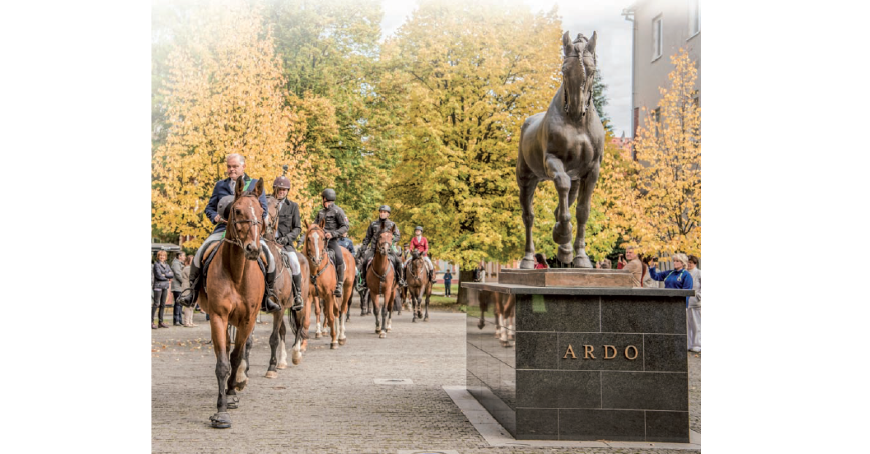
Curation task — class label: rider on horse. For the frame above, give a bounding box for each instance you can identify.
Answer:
[271,175,304,311]
[313,188,350,298]
[176,153,282,314]
[404,226,435,282]
[355,205,406,291]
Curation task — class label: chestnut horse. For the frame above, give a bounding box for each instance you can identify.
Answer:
[367,231,399,337]
[303,221,356,348]
[198,176,266,429]
[517,31,605,268]
[406,251,432,322]
[262,196,311,374]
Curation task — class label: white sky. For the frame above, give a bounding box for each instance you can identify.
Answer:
[379,0,634,137]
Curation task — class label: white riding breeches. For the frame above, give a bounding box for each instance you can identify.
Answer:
[283,249,301,275]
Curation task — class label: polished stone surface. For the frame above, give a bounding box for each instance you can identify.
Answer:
[464,283,690,442]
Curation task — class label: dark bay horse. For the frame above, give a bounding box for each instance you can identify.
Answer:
[367,231,399,337]
[198,176,266,429]
[262,196,310,374]
[517,31,605,268]
[406,251,432,322]
[303,221,356,348]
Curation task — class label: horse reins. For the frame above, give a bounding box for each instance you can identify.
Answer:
[225,196,262,249]
[307,227,333,285]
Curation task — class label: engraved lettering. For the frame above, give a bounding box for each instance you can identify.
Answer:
[583,345,596,359]
[563,344,577,359]
[625,345,639,360]
[603,345,617,359]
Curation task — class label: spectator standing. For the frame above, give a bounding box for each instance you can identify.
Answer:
[647,253,693,304]
[170,252,186,326]
[443,269,453,297]
[534,253,549,269]
[686,255,701,352]
[624,246,644,287]
[152,251,174,329]
[598,258,612,270]
[181,256,196,327]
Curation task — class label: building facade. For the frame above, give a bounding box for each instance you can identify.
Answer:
[623,0,701,145]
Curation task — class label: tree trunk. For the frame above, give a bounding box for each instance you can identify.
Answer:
[457,269,476,307]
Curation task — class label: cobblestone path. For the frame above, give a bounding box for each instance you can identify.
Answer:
[152,299,700,453]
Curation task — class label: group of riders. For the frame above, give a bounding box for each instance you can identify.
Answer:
[175,153,435,315]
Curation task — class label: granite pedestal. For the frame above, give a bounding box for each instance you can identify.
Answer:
[463,275,694,442]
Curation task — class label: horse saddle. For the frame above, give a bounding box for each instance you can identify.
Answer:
[201,239,268,292]
[279,249,293,269]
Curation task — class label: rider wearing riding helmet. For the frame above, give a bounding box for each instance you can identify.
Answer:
[356,205,406,290]
[271,175,304,311]
[313,188,350,297]
[176,153,282,314]
[405,226,434,282]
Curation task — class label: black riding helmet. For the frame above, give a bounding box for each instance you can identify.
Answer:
[322,188,337,201]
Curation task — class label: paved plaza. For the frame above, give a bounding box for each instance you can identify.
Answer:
[152,298,701,453]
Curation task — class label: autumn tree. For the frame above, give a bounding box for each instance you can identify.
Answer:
[381,0,563,276]
[631,48,701,256]
[151,2,313,249]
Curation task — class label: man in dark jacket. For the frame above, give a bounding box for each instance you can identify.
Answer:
[177,153,281,313]
[356,205,406,290]
[272,175,303,310]
[313,188,349,297]
[170,252,186,325]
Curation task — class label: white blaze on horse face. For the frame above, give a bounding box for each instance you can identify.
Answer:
[311,231,320,261]
[250,206,258,242]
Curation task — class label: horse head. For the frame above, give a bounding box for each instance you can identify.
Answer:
[376,230,392,256]
[265,196,280,240]
[304,221,327,266]
[227,176,264,261]
[561,30,597,119]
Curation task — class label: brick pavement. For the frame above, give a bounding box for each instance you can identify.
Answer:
[152,298,700,453]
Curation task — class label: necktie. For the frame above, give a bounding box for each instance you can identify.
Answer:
[229,180,236,194]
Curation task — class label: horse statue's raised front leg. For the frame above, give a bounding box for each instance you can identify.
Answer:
[572,170,599,268]
[547,156,574,264]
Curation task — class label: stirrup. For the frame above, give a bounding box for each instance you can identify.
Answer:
[177,288,196,307]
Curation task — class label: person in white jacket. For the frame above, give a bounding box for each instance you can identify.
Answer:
[686,255,701,352]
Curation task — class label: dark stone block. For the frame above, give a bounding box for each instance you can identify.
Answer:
[516,294,600,332]
[644,334,688,372]
[516,408,558,439]
[600,296,687,334]
[645,411,690,443]
[468,382,517,435]
[516,332,557,370]
[516,370,600,409]
[602,372,688,411]
[557,333,644,371]
[559,409,645,441]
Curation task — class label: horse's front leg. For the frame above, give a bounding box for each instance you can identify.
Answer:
[372,290,382,334]
[517,174,539,269]
[424,286,430,322]
[266,312,281,378]
[326,295,339,349]
[547,155,574,263]
[228,320,253,393]
[277,313,288,369]
[572,168,599,268]
[210,315,232,428]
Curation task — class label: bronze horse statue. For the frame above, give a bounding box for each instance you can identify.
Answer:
[517,31,605,268]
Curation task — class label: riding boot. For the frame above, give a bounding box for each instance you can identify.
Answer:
[176,264,201,307]
[355,267,367,293]
[396,259,408,287]
[428,269,434,282]
[333,263,345,297]
[291,273,303,311]
[261,269,282,313]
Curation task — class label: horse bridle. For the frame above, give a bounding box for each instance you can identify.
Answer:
[225,196,262,248]
[306,226,332,284]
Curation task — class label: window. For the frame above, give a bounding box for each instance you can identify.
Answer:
[689,0,701,37]
[652,15,663,60]
[653,107,661,138]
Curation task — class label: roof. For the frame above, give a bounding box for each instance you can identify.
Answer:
[151,243,182,253]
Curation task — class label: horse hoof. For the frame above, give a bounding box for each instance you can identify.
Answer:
[315,333,322,339]
[265,371,278,379]
[235,382,247,392]
[330,342,338,349]
[412,318,416,323]
[379,332,386,338]
[553,221,573,245]
[277,363,287,370]
[477,320,485,330]
[424,316,429,322]
[292,351,302,365]
[210,412,231,429]
[519,257,536,269]
[556,245,574,264]
[338,338,347,346]
[226,396,239,409]
[573,255,593,268]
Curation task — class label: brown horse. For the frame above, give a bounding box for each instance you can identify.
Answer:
[198,176,266,429]
[366,231,400,337]
[262,196,310,374]
[406,251,433,322]
[517,31,604,268]
[303,221,356,348]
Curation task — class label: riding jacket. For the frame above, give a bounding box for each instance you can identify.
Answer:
[313,203,349,239]
[275,197,301,250]
[361,219,401,252]
[204,174,268,234]
[410,236,429,256]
